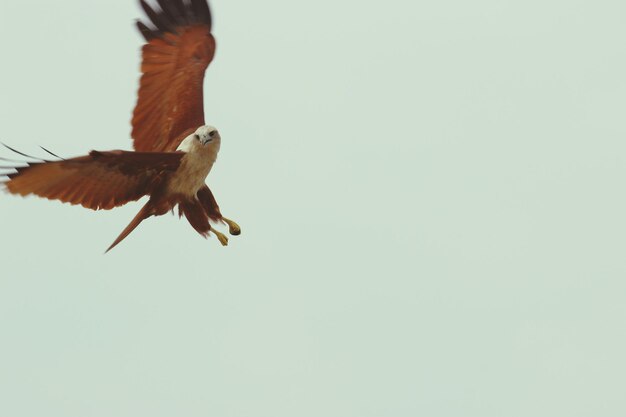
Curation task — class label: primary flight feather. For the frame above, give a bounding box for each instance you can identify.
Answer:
[2,0,241,252]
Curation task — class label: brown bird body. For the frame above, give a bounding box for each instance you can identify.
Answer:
[1,0,241,252]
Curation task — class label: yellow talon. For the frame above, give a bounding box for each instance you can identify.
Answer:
[223,217,241,236]
[212,229,229,246]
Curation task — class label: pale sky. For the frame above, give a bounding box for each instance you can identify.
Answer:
[1,0,626,416]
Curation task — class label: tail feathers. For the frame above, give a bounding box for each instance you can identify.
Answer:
[105,202,152,253]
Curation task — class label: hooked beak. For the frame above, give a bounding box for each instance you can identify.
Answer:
[201,137,213,145]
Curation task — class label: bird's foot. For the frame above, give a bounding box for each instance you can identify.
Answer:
[222,217,241,236]
[212,229,229,246]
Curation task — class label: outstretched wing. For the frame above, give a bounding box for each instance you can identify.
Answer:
[133,0,215,152]
[3,151,183,210]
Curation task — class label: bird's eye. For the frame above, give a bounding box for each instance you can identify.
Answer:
[209,131,216,137]
[194,134,200,141]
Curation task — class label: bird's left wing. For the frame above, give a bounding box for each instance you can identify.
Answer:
[3,151,183,210]
[132,0,215,152]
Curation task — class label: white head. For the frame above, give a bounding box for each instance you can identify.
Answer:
[176,125,221,153]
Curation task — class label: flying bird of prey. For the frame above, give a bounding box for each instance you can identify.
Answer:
[1,0,241,252]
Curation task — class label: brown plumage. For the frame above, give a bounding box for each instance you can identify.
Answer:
[2,0,241,252]
[133,0,216,152]
[5,151,183,210]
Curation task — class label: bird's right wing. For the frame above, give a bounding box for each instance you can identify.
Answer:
[2,151,183,210]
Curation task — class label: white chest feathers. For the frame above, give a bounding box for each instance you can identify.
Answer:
[167,143,219,196]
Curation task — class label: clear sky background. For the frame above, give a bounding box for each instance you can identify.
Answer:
[1,0,625,416]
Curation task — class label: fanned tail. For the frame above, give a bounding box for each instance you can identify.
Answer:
[105,201,153,253]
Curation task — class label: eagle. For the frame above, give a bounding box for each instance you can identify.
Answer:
[1,0,241,252]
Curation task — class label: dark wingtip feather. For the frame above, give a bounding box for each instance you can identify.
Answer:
[39,146,65,160]
[157,0,183,26]
[136,20,155,41]
[140,0,176,34]
[1,143,49,162]
[169,0,188,22]
[190,0,211,26]
[136,0,211,40]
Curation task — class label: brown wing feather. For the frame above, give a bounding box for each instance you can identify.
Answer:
[132,0,215,152]
[4,151,183,210]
